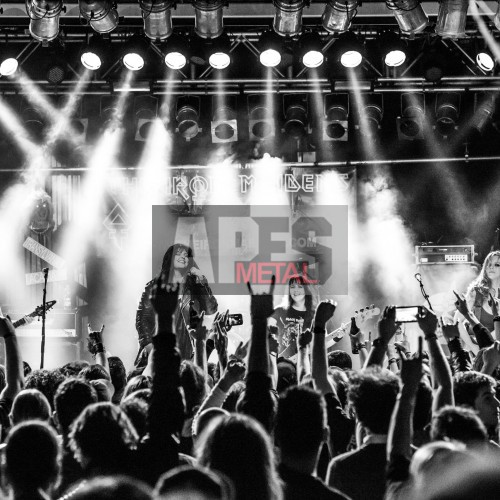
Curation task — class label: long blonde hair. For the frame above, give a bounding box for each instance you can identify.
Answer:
[466,251,500,299]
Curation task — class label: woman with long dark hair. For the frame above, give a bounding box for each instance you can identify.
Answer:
[268,275,315,359]
[135,243,218,361]
[465,250,500,333]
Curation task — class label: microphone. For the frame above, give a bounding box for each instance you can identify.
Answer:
[414,273,422,282]
[42,268,49,277]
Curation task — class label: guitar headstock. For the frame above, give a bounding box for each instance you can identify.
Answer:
[32,300,57,318]
[353,305,381,324]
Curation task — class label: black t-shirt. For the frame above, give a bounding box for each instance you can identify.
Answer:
[271,307,313,358]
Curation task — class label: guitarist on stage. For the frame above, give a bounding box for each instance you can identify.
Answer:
[268,275,316,359]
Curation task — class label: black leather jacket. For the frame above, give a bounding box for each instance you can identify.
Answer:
[135,274,218,360]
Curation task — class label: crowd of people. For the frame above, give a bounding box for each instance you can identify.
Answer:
[1,248,500,499]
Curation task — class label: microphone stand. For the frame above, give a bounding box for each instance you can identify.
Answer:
[415,272,434,312]
[41,268,48,369]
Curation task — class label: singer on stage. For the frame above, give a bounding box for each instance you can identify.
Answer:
[464,250,500,332]
[136,243,218,361]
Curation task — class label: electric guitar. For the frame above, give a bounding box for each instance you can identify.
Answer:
[11,301,57,329]
[288,305,380,363]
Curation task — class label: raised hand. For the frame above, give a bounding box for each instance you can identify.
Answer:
[297,328,312,349]
[314,300,337,330]
[233,339,249,361]
[400,337,424,393]
[0,310,15,339]
[150,273,180,330]
[441,322,460,341]
[453,290,471,319]
[268,333,279,356]
[247,276,275,322]
[88,323,105,344]
[416,306,438,337]
[378,306,398,344]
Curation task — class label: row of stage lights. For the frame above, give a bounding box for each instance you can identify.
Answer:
[0,0,498,76]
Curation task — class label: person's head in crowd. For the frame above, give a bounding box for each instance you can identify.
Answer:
[54,378,98,439]
[276,385,328,474]
[61,361,90,378]
[180,360,208,419]
[193,408,229,442]
[409,441,471,494]
[10,389,51,426]
[348,366,400,435]
[276,358,297,394]
[69,402,138,476]
[420,453,500,500]
[108,356,127,404]
[5,421,59,499]
[235,387,278,434]
[430,405,488,446]
[328,350,352,370]
[67,475,152,500]
[197,414,281,500]
[155,465,235,500]
[328,367,349,409]
[454,371,499,430]
[22,361,32,378]
[123,375,152,400]
[25,368,66,410]
[121,396,149,440]
[79,364,111,382]
[221,381,245,413]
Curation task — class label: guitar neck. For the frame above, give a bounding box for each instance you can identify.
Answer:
[13,315,33,329]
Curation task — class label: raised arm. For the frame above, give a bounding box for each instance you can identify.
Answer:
[311,300,337,395]
[455,291,492,349]
[365,306,397,368]
[87,324,109,375]
[417,307,454,411]
[296,328,312,382]
[387,340,423,466]
[0,313,23,401]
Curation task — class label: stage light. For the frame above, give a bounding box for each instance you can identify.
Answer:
[27,0,63,41]
[79,0,119,34]
[100,95,121,130]
[193,0,226,39]
[380,31,407,67]
[331,32,363,68]
[248,95,275,141]
[135,95,159,141]
[20,102,45,141]
[259,30,282,68]
[207,34,231,69]
[356,95,383,138]
[273,0,307,37]
[397,93,425,140]
[211,102,238,143]
[322,0,358,33]
[322,93,349,141]
[298,32,324,68]
[476,50,495,72]
[385,0,428,35]
[176,96,201,141]
[80,35,107,70]
[435,0,468,38]
[140,0,175,40]
[162,34,190,69]
[435,92,460,138]
[0,58,19,76]
[123,36,149,71]
[283,95,309,139]
[469,93,495,137]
